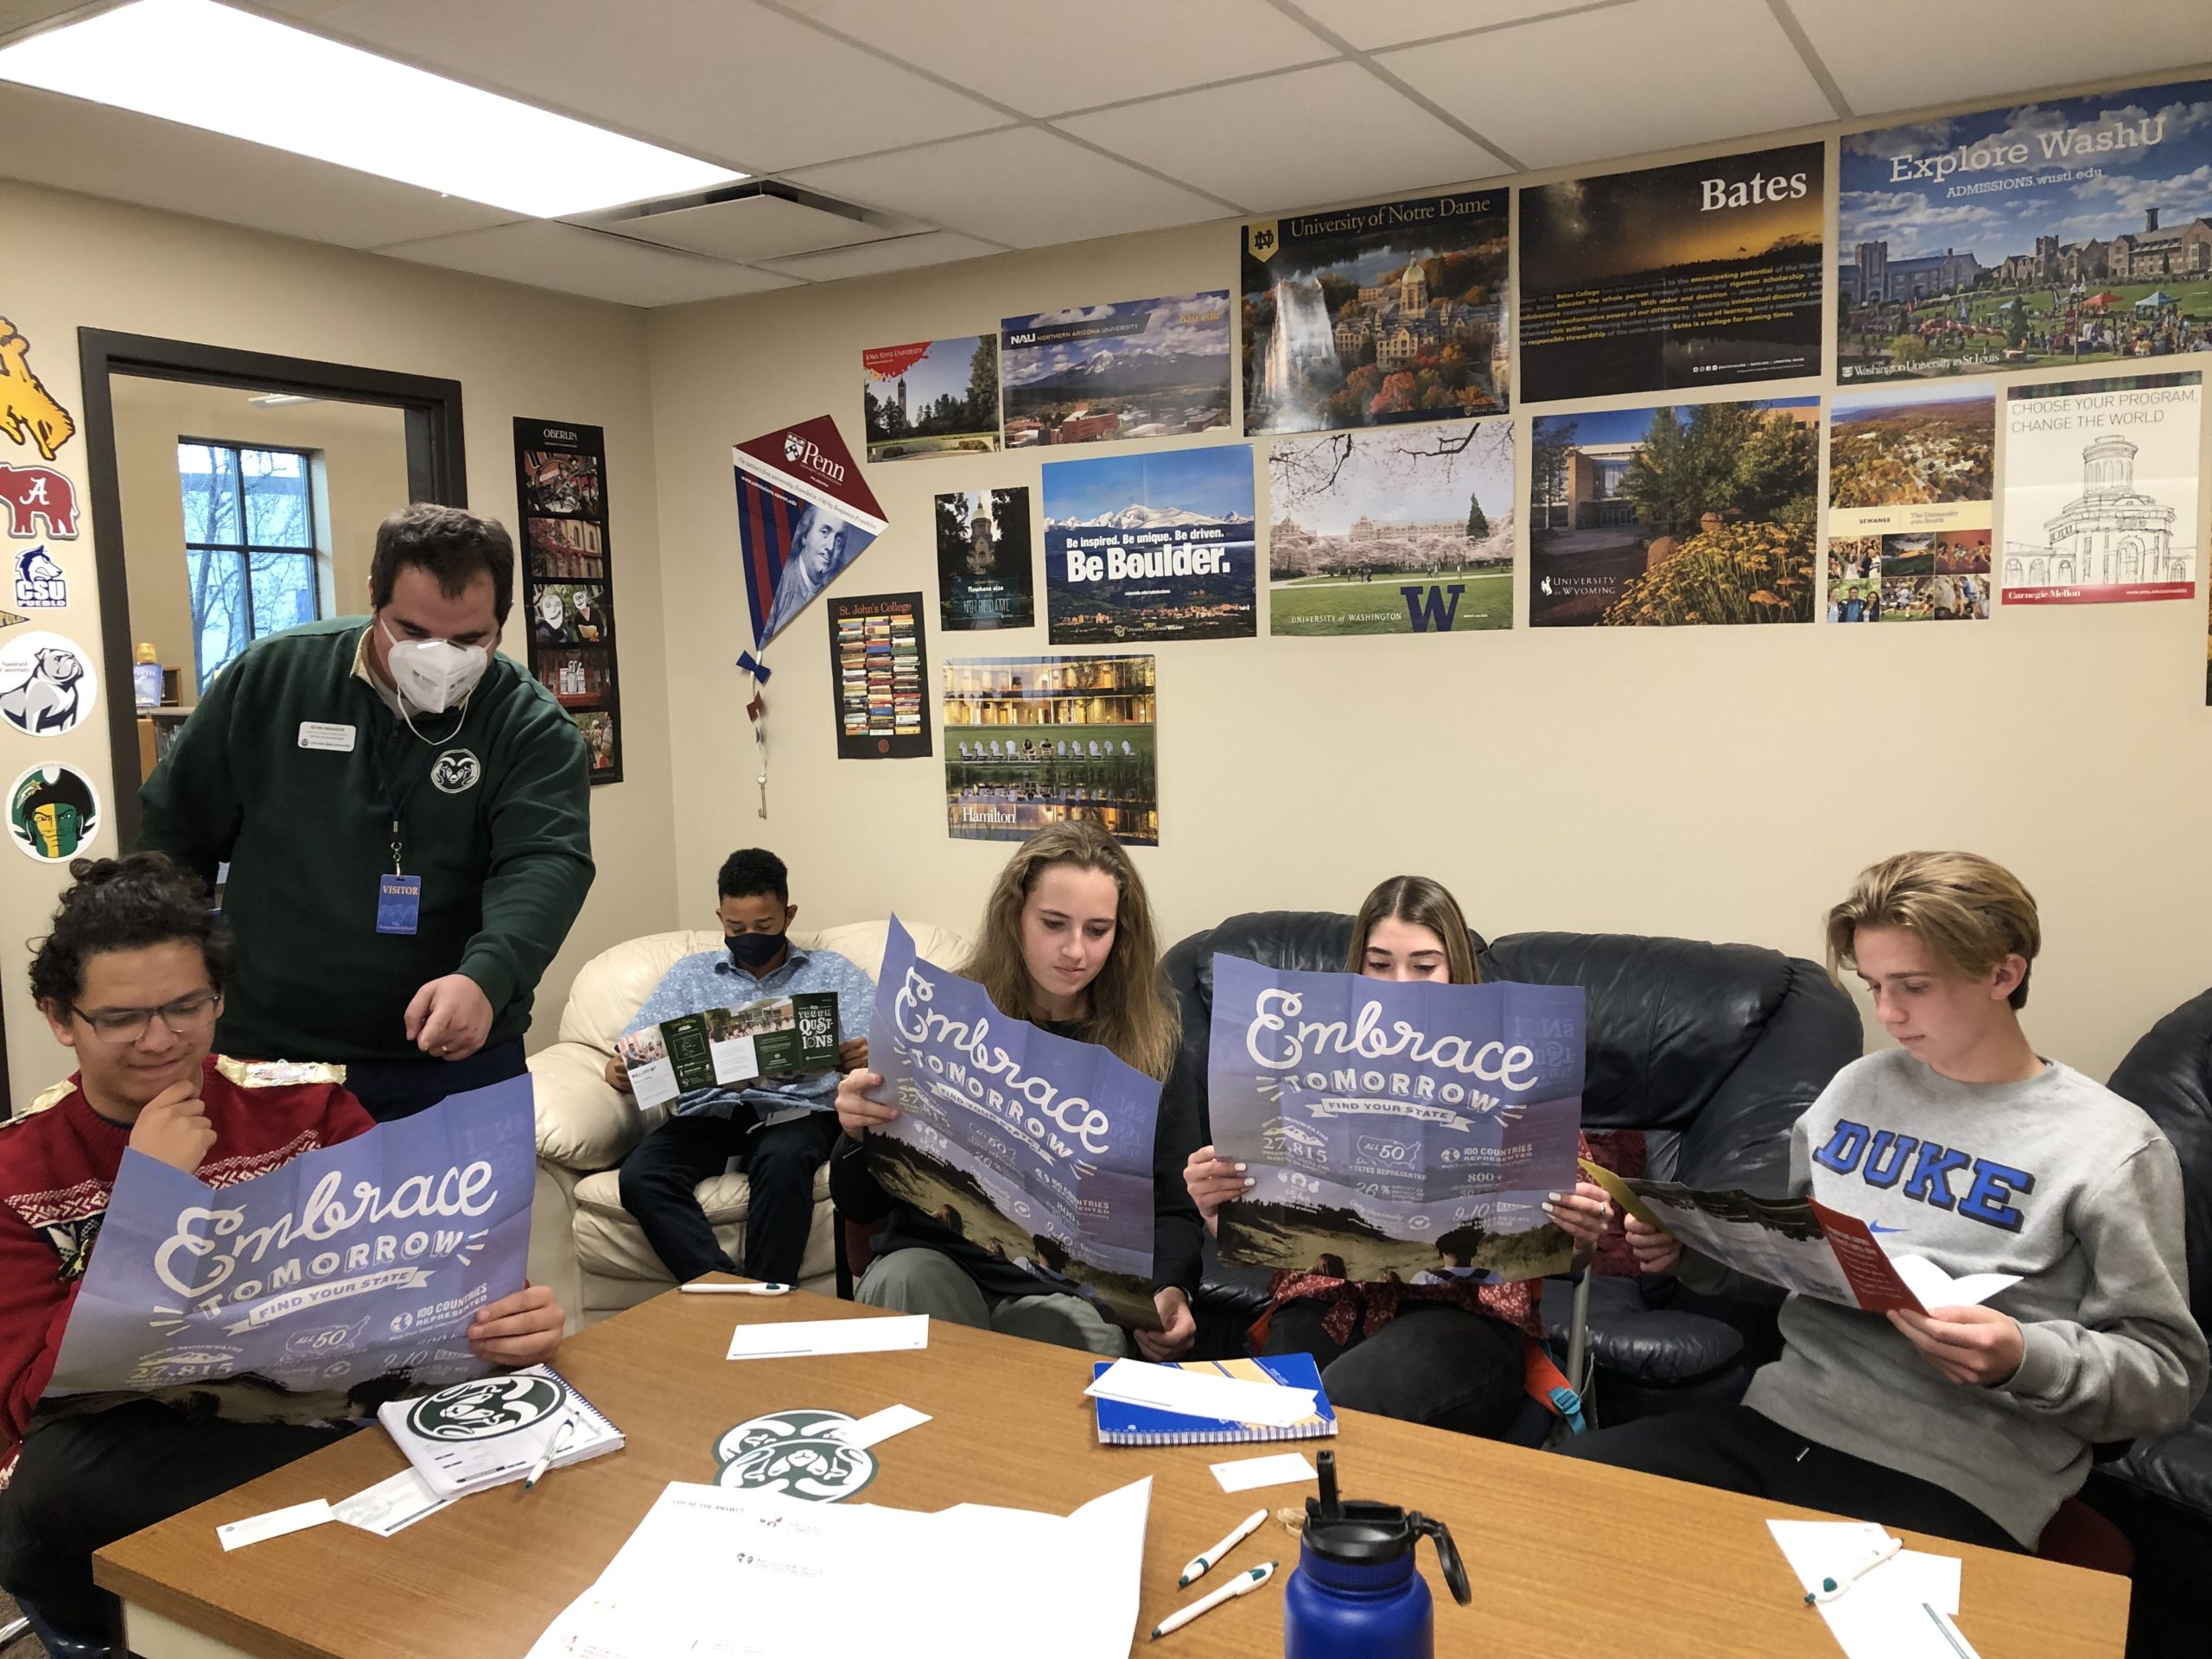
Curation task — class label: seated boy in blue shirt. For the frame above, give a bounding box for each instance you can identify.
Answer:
[612,849,874,1286]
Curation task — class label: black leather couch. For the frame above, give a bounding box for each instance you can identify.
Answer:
[1161,912,1864,1418]
[2091,988,2212,1651]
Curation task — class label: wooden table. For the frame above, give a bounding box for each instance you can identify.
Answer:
[97,1285,2128,1659]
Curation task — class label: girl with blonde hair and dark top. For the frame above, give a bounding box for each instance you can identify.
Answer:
[1186,874,1614,1437]
[832,821,1200,1358]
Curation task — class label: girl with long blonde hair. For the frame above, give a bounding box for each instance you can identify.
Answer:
[832,821,1198,1357]
[1186,874,1612,1438]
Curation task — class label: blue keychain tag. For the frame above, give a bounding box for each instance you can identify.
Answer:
[377,874,422,936]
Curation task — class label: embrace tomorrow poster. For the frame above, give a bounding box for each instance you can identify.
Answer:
[864,918,1161,1326]
[1206,958,1584,1282]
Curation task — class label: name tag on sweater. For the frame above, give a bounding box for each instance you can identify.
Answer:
[298,721,358,753]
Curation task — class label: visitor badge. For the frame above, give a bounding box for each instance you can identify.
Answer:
[298,721,357,753]
[377,874,422,935]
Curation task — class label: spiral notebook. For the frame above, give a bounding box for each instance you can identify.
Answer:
[378,1364,623,1498]
[1089,1354,1337,1446]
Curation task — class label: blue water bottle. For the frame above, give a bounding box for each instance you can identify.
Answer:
[1283,1450,1471,1659]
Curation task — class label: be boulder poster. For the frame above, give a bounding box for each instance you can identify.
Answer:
[1041,446,1255,643]
[1519,143,1824,403]
[48,1078,535,1398]
[864,918,1161,1327]
[2003,372,2201,605]
[1206,957,1585,1282]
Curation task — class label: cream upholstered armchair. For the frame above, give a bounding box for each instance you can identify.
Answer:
[527,918,972,1328]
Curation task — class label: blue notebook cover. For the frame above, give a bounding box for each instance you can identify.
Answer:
[1089,1353,1338,1446]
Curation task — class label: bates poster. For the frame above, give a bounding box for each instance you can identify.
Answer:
[1206,957,1584,1283]
[862,336,1000,462]
[1520,143,1825,403]
[944,654,1156,847]
[1529,397,1820,626]
[999,292,1231,448]
[1838,79,2212,385]
[1267,420,1515,635]
[2004,372,2201,605]
[935,487,1035,631]
[1242,189,1510,436]
[1041,447,1255,643]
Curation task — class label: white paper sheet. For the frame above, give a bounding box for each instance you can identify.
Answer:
[1210,1451,1318,1492]
[1086,1357,1318,1427]
[1889,1254,2023,1311]
[217,1498,333,1551]
[1766,1519,1968,1659]
[334,1468,454,1537]
[725,1313,930,1360]
[830,1402,931,1448]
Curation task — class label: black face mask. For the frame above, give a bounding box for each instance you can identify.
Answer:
[728,930,787,971]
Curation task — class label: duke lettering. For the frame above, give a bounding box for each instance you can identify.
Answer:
[1810,1117,2036,1231]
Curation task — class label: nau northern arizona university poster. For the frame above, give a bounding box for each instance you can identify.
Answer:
[48,1077,535,1398]
[864,918,1162,1328]
[732,416,887,658]
[1206,958,1584,1282]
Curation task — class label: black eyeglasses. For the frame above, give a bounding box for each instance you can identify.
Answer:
[67,989,224,1046]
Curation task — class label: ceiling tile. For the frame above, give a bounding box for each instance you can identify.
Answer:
[377,220,801,307]
[1379,0,1832,169]
[1787,0,2212,118]
[780,0,1336,117]
[784,127,1226,248]
[1287,0,1610,52]
[605,191,899,263]
[0,80,518,247]
[1057,60,1502,214]
[755,228,1003,281]
[305,0,1005,173]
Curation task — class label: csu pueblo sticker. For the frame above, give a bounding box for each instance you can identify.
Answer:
[13,546,64,607]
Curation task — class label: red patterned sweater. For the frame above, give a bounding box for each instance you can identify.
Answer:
[0,1055,372,1475]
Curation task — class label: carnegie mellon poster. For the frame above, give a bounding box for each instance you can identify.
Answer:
[1519,143,1824,403]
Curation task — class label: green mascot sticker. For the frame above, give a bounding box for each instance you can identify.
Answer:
[713,1408,877,1502]
[404,1373,569,1443]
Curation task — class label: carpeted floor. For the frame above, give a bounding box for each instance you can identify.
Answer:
[1,1591,52,1657]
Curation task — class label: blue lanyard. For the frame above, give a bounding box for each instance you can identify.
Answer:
[365,721,442,876]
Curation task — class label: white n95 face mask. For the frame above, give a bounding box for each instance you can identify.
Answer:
[381,620,489,715]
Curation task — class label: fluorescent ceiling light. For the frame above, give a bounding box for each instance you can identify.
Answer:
[0,0,744,217]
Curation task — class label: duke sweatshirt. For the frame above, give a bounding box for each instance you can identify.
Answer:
[139,620,594,1064]
[1681,1048,2207,1546]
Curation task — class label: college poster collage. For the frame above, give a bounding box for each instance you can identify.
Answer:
[768,74,2212,852]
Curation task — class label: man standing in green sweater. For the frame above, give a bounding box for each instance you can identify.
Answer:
[140,504,594,1120]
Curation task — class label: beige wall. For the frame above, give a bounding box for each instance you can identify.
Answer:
[0,179,679,1110]
[110,379,410,711]
[642,76,2212,1086]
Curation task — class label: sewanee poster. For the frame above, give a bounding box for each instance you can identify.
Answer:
[1519,143,1825,404]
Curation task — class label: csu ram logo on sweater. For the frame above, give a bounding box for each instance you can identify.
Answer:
[430,749,481,793]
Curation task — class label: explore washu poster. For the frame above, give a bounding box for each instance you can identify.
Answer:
[47,1077,535,1398]
[864,917,1161,1327]
[1207,957,1584,1282]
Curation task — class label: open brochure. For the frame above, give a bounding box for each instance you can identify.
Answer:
[617,990,840,1111]
[1580,1160,2021,1314]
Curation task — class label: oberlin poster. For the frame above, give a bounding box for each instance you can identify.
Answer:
[2004,372,2201,607]
[1267,419,1514,635]
[865,917,1161,1327]
[731,415,887,656]
[1041,446,1255,642]
[47,1077,534,1398]
[1529,396,1819,626]
[1520,142,1824,403]
[1242,189,1510,436]
[1206,957,1584,1282]
[862,336,1000,463]
[999,292,1231,448]
[1826,381,1995,624]
[1837,78,2212,385]
[935,486,1035,631]
[944,654,1156,847]
[830,591,931,760]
